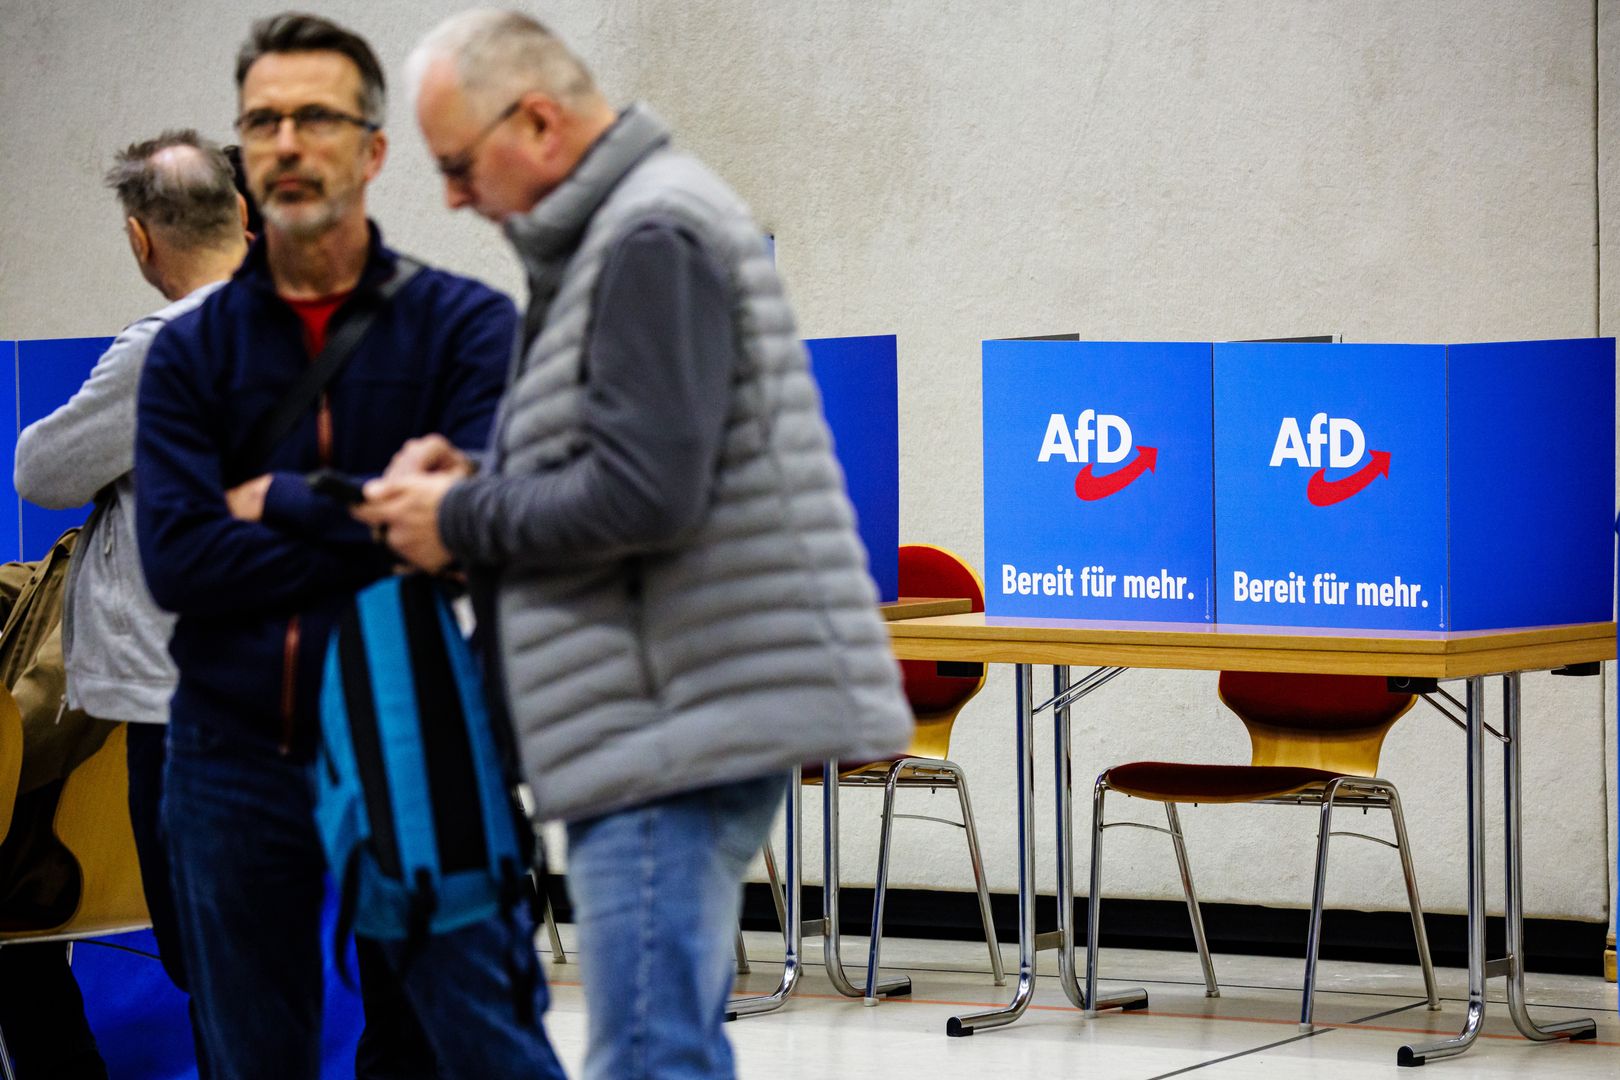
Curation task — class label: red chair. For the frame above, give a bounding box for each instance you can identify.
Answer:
[812,544,1004,1003]
[1084,671,1439,1030]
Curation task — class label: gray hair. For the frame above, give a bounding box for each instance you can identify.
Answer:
[407,9,598,117]
[104,130,241,248]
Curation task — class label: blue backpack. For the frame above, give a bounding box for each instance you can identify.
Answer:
[315,574,535,964]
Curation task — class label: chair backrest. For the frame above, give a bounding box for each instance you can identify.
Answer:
[1218,671,1416,777]
[0,722,148,943]
[898,544,986,758]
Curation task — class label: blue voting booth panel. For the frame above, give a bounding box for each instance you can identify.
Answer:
[1214,339,1614,631]
[16,336,107,558]
[806,335,899,602]
[1448,338,1615,629]
[983,340,1213,622]
[1215,343,1448,630]
[0,342,17,562]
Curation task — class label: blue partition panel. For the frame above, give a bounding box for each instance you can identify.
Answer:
[983,340,1214,622]
[16,336,107,558]
[1447,338,1615,629]
[805,335,900,602]
[1215,338,1614,631]
[0,341,17,563]
[1215,342,1449,629]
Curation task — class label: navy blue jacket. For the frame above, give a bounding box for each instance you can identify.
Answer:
[135,226,515,756]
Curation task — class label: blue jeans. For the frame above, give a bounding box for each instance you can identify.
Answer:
[163,720,564,1080]
[125,720,212,1078]
[565,774,786,1080]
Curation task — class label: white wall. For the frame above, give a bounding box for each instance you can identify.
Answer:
[1,0,1613,925]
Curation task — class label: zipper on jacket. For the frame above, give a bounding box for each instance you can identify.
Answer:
[317,394,334,463]
[624,563,660,697]
[280,614,301,754]
[278,315,337,757]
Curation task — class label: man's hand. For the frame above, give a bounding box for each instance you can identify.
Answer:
[353,473,460,573]
[383,434,475,482]
[224,474,273,522]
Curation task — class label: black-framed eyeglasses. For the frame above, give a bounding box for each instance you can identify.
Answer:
[234,105,379,142]
[436,100,524,184]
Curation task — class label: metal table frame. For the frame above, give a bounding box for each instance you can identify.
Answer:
[870,616,1614,1065]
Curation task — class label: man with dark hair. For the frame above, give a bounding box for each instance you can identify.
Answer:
[133,13,563,1080]
[5,128,247,1080]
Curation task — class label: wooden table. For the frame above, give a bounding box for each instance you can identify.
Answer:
[881,615,1614,1066]
[878,597,972,621]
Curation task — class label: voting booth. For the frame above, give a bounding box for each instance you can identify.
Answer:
[1214,338,1615,631]
[982,339,1213,622]
[806,334,900,603]
[2,336,106,561]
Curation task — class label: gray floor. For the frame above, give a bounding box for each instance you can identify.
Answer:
[536,928,1619,1079]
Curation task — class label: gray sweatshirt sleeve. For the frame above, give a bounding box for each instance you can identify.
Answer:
[14,315,165,509]
[438,218,736,567]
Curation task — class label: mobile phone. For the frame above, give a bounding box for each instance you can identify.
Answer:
[306,468,367,505]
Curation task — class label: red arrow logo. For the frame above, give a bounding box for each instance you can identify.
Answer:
[1074,446,1157,501]
[1306,449,1390,506]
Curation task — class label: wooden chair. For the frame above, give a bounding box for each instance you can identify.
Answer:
[0,702,149,1077]
[812,544,1004,1004]
[1084,670,1439,1030]
[0,691,19,847]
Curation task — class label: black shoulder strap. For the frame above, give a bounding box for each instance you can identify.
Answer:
[229,257,422,480]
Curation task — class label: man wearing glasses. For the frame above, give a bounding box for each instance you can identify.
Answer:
[362,10,912,1078]
[133,14,563,1079]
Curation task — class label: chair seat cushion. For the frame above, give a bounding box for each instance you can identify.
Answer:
[1105,761,1349,803]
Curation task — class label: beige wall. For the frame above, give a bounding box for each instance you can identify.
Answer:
[1,0,1613,923]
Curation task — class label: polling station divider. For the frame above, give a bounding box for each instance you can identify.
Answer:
[982,336,1614,632]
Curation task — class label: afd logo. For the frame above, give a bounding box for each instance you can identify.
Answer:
[1038,410,1158,501]
[1269,413,1390,506]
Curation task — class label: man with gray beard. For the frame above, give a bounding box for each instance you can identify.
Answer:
[132,14,563,1079]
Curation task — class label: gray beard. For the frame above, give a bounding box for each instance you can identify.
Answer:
[260,188,354,239]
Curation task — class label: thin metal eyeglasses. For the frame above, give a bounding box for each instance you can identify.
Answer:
[234,105,379,142]
[436,100,524,184]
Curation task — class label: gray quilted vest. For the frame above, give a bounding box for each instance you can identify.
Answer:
[492,105,911,822]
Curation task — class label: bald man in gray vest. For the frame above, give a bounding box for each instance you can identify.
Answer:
[360,9,913,1078]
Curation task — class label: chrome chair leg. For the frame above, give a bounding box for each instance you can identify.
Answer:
[1082,778,1149,1018]
[823,761,911,1001]
[1383,783,1439,1010]
[862,762,906,1006]
[760,838,787,941]
[1165,802,1218,997]
[727,767,802,1019]
[0,949,13,1080]
[954,763,1006,986]
[539,885,566,965]
[1300,778,1346,1031]
[1084,777,1106,1017]
[734,927,751,974]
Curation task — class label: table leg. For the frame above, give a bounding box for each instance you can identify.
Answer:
[947,664,1038,1036]
[1500,672,1596,1044]
[1398,676,1488,1066]
[726,766,803,1020]
[1050,665,1147,1016]
[1053,665,1085,1011]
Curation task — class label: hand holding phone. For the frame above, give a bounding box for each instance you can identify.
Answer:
[306,468,367,505]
